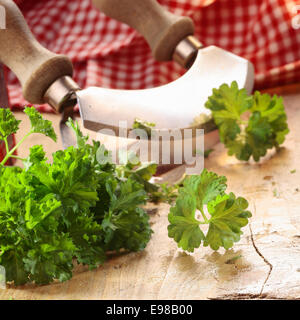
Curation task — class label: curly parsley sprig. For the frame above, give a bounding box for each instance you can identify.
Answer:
[168,169,252,252]
[205,81,289,162]
[0,107,56,165]
[0,108,152,285]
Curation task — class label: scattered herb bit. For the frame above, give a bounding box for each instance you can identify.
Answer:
[0,109,152,285]
[263,176,273,181]
[168,169,251,252]
[291,169,296,174]
[117,151,182,205]
[133,118,156,137]
[149,182,179,205]
[225,255,243,264]
[204,149,214,158]
[24,107,57,141]
[205,81,289,162]
[146,208,158,215]
[273,189,279,198]
[117,151,159,195]
[197,149,214,158]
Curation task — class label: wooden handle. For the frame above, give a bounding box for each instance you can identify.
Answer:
[0,0,73,106]
[92,0,195,61]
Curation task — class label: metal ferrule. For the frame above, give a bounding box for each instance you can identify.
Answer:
[172,36,203,69]
[44,76,81,112]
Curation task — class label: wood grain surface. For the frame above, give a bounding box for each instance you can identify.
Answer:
[0,87,300,300]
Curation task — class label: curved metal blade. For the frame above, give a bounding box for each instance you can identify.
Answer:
[77,46,254,135]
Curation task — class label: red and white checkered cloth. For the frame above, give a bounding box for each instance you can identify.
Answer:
[1,0,300,162]
[0,142,6,165]
[0,138,16,166]
[7,0,300,112]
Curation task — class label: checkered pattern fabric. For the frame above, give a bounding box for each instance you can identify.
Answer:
[1,0,300,163]
[0,138,16,166]
[0,142,6,164]
[6,0,300,113]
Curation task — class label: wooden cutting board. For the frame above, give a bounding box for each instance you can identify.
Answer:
[1,85,300,300]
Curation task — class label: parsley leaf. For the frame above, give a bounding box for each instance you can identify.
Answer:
[66,117,88,148]
[188,170,227,211]
[205,81,289,161]
[250,91,289,146]
[204,193,252,250]
[168,192,205,252]
[168,169,251,252]
[0,109,21,140]
[24,107,57,141]
[1,108,57,166]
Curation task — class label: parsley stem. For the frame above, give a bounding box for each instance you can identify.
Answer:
[0,131,32,166]
[4,137,9,154]
[238,120,248,126]
[199,207,209,224]
[9,155,26,161]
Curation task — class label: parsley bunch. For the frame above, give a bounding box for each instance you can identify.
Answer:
[205,81,289,161]
[0,102,257,285]
[168,169,252,252]
[0,107,152,285]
